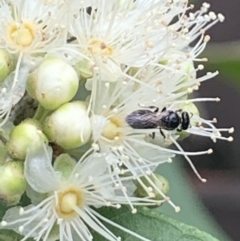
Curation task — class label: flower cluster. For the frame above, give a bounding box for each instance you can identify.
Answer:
[0,1,233,241]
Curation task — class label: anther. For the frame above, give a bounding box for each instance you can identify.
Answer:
[146,170,151,175]
[138,158,143,163]
[218,13,225,22]
[228,137,234,142]
[212,118,217,123]
[149,192,155,198]
[204,35,211,42]
[19,207,24,215]
[148,187,153,192]
[116,204,121,209]
[202,178,207,183]
[57,218,63,224]
[113,108,118,113]
[19,226,24,233]
[121,186,127,192]
[132,208,137,214]
[92,143,99,151]
[229,127,234,133]
[207,149,213,154]
[167,158,172,163]
[1,221,7,227]
[175,206,181,213]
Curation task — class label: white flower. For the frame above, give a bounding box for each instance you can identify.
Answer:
[87,52,233,206]
[68,1,224,82]
[1,143,157,241]
[87,73,183,211]
[0,0,67,126]
[0,63,30,126]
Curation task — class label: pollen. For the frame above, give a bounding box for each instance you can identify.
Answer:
[8,22,35,48]
[88,38,114,57]
[56,187,85,219]
[102,117,122,140]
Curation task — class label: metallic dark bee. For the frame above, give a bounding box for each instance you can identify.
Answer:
[125,106,190,138]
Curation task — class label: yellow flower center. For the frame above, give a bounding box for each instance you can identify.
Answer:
[88,38,114,56]
[8,22,35,48]
[102,117,122,140]
[56,187,85,219]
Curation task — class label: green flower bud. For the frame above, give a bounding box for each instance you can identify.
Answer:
[74,59,93,80]
[43,101,91,150]
[54,153,77,180]
[0,160,26,206]
[7,119,48,160]
[26,71,37,99]
[134,173,169,200]
[0,49,15,83]
[32,57,79,110]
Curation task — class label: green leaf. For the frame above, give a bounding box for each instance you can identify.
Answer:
[207,61,240,84]
[0,230,23,241]
[203,41,240,86]
[93,206,220,241]
[156,162,231,241]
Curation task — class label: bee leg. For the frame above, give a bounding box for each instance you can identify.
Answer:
[177,127,182,132]
[161,107,166,112]
[147,106,159,112]
[159,129,166,139]
[151,106,159,113]
[152,132,155,139]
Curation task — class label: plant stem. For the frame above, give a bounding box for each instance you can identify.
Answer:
[33,105,51,123]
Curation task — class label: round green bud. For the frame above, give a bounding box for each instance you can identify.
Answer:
[74,59,93,80]
[134,173,169,200]
[34,57,79,110]
[26,71,37,99]
[43,101,92,150]
[0,49,15,83]
[0,160,26,206]
[7,119,48,160]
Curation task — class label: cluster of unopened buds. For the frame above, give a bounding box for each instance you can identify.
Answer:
[0,0,234,240]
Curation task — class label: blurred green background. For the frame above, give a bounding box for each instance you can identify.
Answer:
[164,1,240,241]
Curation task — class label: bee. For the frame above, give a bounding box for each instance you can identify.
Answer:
[125,106,190,138]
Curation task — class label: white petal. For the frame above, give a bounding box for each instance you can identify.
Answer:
[1,205,45,236]
[25,143,61,193]
[72,153,108,179]
[26,184,48,205]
